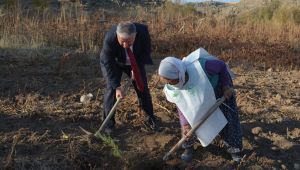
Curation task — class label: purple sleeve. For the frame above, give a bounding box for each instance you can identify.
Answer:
[205,59,232,87]
[177,107,189,126]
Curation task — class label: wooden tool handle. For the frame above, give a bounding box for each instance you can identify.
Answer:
[163,97,226,161]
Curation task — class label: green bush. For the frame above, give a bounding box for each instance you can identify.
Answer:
[269,0,280,11]
[255,7,274,21]
[273,6,292,24]
[4,0,18,9]
[292,9,300,25]
[32,0,48,10]
[252,0,281,22]
[163,1,196,18]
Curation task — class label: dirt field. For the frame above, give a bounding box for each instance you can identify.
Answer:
[0,42,299,169]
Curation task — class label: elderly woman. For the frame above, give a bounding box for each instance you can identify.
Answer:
[158,50,243,162]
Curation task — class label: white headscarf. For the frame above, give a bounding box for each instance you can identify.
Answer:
[158,56,187,89]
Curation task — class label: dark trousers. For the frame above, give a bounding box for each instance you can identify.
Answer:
[101,64,154,128]
[215,84,243,150]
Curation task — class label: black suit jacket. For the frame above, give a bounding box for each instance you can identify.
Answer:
[100,23,153,89]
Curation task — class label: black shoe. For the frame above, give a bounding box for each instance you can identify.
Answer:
[226,146,244,163]
[180,148,194,162]
[230,152,244,163]
[144,116,159,131]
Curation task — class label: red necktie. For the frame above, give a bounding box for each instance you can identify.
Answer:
[126,48,144,92]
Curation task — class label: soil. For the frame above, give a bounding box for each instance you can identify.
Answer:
[0,48,299,169]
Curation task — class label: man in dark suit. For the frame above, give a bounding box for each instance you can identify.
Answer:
[100,21,158,133]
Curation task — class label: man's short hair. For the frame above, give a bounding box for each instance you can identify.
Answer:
[116,21,136,39]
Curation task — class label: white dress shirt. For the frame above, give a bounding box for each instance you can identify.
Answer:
[124,46,133,65]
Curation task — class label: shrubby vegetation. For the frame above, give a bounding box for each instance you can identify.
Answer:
[248,0,300,24]
[0,0,299,57]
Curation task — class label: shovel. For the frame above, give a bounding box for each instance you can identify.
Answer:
[80,78,132,137]
[163,96,226,161]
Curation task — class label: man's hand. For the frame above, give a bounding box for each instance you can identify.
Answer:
[131,70,135,80]
[223,86,234,100]
[116,86,125,99]
[182,124,192,139]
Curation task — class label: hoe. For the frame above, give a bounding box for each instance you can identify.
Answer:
[80,77,132,138]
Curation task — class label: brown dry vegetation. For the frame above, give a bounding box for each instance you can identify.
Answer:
[0,1,300,169]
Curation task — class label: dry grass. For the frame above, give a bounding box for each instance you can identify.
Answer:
[0,1,100,51]
[0,2,299,68]
[4,132,20,169]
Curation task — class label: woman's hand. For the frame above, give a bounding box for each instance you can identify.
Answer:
[223,86,234,100]
[182,124,192,139]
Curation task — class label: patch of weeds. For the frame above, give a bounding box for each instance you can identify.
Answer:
[94,132,122,158]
